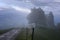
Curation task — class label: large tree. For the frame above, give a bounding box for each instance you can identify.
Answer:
[27,7,46,27]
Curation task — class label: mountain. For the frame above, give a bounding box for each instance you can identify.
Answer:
[0,8,27,29]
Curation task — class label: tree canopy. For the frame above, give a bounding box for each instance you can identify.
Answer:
[27,7,46,27]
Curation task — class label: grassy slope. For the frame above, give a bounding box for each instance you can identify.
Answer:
[0,28,13,35]
[15,27,60,40]
[15,28,32,40]
[34,27,60,40]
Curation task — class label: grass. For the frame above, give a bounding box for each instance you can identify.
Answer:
[15,28,32,40]
[15,27,60,40]
[0,28,13,35]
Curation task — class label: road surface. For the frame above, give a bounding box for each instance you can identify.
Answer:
[0,28,21,40]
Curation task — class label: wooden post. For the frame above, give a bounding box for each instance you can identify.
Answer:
[26,28,28,40]
[31,27,34,40]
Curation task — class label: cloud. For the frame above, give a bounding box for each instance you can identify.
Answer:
[0,2,10,8]
[0,2,31,14]
[11,5,31,13]
[54,0,60,2]
[0,0,60,24]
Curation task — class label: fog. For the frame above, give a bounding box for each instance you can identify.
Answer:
[0,0,60,29]
[0,0,60,40]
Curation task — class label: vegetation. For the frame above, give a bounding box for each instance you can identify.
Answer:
[34,27,60,40]
[15,27,60,40]
[15,7,60,40]
[0,28,13,35]
[27,8,46,26]
[15,28,32,40]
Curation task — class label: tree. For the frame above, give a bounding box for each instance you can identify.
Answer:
[27,7,46,27]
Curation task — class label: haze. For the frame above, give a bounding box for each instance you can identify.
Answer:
[0,0,60,29]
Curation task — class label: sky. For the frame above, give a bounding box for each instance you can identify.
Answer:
[0,0,60,25]
[0,0,60,14]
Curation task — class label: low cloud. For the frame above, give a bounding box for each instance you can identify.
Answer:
[11,5,31,13]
